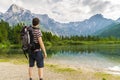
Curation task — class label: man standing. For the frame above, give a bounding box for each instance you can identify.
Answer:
[29,18,47,80]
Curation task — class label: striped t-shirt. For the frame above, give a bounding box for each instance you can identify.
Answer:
[33,28,42,43]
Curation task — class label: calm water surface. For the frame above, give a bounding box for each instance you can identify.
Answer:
[0,44,120,74]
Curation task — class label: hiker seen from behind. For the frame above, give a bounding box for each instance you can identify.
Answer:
[27,18,47,80]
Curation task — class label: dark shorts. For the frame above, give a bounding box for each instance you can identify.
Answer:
[29,50,44,68]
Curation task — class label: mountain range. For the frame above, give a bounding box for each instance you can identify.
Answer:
[97,23,120,37]
[0,4,120,37]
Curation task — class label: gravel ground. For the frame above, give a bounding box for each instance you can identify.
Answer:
[1,62,120,80]
[0,62,66,80]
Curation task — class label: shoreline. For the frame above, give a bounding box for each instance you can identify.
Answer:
[1,56,120,76]
[1,41,120,48]
[45,62,120,80]
[0,61,120,80]
[45,61,120,76]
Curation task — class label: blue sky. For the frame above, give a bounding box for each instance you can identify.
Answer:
[0,0,120,23]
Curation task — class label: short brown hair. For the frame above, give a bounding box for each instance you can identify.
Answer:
[32,18,40,26]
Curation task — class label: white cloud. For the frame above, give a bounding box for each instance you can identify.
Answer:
[0,0,12,12]
[0,0,120,22]
[102,0,120,20]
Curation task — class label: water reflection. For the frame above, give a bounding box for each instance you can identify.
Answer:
[0,45,120,69]
[0,44,120,58]
[46,45,120,70]
[46,44,120,58]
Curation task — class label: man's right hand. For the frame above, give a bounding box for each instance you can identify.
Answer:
[43,53,47,58]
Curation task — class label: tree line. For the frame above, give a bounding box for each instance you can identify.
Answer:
[0,20,119,45]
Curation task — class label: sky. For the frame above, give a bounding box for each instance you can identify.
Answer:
[0,0,120,23]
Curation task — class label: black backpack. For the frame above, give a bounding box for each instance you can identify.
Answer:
[20,26,35,59]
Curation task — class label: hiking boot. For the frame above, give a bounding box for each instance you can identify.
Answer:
[30,78,32,80]
[40,78,43,80]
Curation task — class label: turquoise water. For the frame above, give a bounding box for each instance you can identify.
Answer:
[1,44,120,74]
[46,44,120,74]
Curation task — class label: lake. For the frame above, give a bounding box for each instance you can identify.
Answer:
[0,44,120,74]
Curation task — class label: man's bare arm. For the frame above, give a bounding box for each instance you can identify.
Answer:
[38,37,47,58]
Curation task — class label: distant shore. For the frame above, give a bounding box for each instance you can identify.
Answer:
[49,40,120,46]
[1,40,120,48]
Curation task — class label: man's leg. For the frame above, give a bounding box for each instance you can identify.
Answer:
[28,52,35,80]
[38,68,43,80]
[36,51,44,80]
[29,67,33,79]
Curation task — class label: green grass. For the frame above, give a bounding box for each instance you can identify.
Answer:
[56,67,76,72]
[50,40,120,46]
[1,40,120,48]
[0,59,9,62]
[95,72,112,78]
[94,72,120,80]
[0,58,28,64]
[0,53,28,64]
[45,64,81,73]
[0,44,8,48]
[102,78,106,80]
[45,63,120,80]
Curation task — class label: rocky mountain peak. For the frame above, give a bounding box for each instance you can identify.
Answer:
[90,14,104,20]
[7,4,25,13]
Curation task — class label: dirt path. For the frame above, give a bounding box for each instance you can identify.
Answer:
[0,62,120,80]
[0,62,66,80]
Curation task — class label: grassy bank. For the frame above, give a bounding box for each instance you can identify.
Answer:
[0,43,10,48]
[0,54,27,64]
[45,63,120,80]
[45,40,120,46]
[1,40,120,48]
